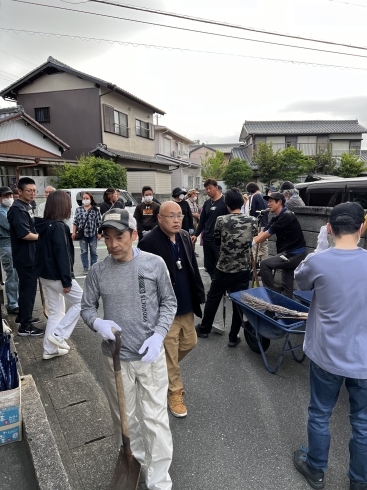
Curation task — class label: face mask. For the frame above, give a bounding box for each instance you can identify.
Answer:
[144,196,153,203]
[82,199,91,206]
[192,196,197,201]
[179,194,185,200]
[2,198,13,207]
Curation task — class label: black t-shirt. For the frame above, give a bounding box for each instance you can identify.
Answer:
[99,200,125,216]
[195,195,228,241]
[7,199,37,268]
[169,235,193,316]
[265,208,306,254]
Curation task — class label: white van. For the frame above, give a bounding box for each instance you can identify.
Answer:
[61,188,138,228]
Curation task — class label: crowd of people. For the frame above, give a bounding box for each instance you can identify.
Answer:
[0,176,366,490]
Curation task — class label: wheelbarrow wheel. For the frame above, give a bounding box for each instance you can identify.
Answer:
[243,322,271,353]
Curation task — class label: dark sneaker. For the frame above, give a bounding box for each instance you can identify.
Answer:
[350,482,367,490]
[7,307,19,315]
[15,316,41,325]
[18,324,45,337]
[195,323,208,338]
[293,449,325,489]
[83,269,89,275]
[228,338,241,348]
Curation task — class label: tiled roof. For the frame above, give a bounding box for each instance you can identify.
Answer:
[0,57,165,115]
[360,150,367,162]
[91,145,171,166]
[189,143,241,155]
[0,105,70,150]
[242,120,367,136]
[230,146,258,169]
[154,126,194,143]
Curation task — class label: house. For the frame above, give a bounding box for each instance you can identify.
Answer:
[0,105,70,189]
[189,142,241,166]
[0,56,178,195]
[240,120,367,159]
[154,125,201,190]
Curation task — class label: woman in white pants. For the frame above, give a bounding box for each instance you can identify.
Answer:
[35,191,83,359]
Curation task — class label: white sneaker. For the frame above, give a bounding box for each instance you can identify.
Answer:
[43,348,69,360]
[48,332,70,350]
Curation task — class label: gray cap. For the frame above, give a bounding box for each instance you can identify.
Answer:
[99,209,137,233]
[0,186,13,196]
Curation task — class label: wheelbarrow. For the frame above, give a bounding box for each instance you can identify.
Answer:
[293,290,314,307]
[230,287,309,374]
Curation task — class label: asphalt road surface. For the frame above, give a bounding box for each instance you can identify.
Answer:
[68,239,352,490]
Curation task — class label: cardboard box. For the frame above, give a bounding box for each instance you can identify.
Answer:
[0,377,22,445]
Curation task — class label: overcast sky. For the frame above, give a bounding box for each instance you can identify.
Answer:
[2,0,367,146]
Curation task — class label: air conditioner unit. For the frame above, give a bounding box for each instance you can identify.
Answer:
[171,150,177,157]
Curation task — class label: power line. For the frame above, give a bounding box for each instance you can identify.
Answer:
[0,69,18,79]
[0,47,38,66]
[88,0,367,52]
[2,27,367,72]
[325,0,367,7]
[11,1,367,60]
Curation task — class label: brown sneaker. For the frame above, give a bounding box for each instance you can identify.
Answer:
[168,390,187,418]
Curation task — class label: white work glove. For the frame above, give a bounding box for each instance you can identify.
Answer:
[315,225,329,253]
[93,318,122,341]
[138,333,163,363]
[252,240,256,248]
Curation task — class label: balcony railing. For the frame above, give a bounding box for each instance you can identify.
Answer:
[253,143,361,158]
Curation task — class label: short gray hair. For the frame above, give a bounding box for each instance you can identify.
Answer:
[283,187,299,198]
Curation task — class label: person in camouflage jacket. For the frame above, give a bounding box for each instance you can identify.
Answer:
[196,188,257,347]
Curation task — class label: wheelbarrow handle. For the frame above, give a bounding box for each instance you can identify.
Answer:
[108,330,134,458]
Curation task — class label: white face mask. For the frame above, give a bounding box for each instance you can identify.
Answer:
[82,199,91,206]
[2,197,13,207]
[179,194,185,200]
[192,196,197,201]
[144,195,153,203]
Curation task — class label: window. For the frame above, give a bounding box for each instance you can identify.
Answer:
[187,176,194,188]
[103,105,129,137]
[35,107,50,123]
[136,119,154,139]
[195,176,201,188]
[176,142,183,156]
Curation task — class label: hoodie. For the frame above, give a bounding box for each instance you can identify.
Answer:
[35,218,75,288]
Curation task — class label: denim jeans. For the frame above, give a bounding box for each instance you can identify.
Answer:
[80,236,98,270]
[0,246,19,309]
[307,361,367,483]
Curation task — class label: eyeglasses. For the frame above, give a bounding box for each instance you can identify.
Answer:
[160,214,184,220]
[23,189,37,194]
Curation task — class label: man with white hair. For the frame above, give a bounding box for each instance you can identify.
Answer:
[280,181,305,212]
[37,186,56,218]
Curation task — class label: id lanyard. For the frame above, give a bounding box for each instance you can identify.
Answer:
[171,240,183,270]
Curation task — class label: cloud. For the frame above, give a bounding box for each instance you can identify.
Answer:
[281,96,367,127]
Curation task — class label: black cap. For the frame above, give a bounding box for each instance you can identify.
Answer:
[172,187,187,197]
[329,202,365,225]
[0,186,13,196]
[263,192,286,203]
[280,181,294,191]
[99,209,137,233]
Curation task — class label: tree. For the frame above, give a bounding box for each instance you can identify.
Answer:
[55,155,127,189]
[312,149,338,175]
[278,146,314,183]
[336,151,366,178]
[253,142,283,187]
[201,150,226,180]
[222,158,253,190]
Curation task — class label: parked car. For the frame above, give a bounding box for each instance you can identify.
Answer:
[295,177,367,208]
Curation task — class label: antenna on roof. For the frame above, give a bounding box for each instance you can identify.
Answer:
[155,114,161,125]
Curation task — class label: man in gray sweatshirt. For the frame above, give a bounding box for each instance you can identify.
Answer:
[81,209,177,490]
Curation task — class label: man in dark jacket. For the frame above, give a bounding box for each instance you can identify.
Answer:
[139,201,205,419]
[7,177,43,336]
[171,187,194,233]
[191,179,228,278]
[254,192,306,298]
[133,186,160,240]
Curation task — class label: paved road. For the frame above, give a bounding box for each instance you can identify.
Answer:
[8,239,353,490]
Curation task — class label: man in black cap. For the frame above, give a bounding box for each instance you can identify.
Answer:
[171,187,194,233]
[280,181,305,211]
[293,202,367,490]
[253,192,306,298]
[0,186,19,314]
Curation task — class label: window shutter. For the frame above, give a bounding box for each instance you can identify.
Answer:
[103,104,114,133]
[149,122,155,140]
